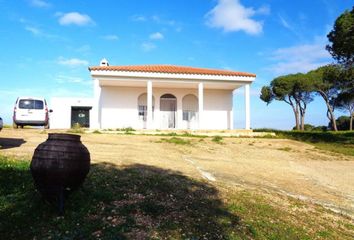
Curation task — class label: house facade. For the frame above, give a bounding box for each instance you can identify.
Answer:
[88,59,255,130]
[50,98,93,129]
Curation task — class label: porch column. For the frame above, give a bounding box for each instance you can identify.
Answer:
[198,82,204,129]
[177,96,183,129]
[147,80,153,129]
[91,79,101,129]
[245,84,250,130]
[230,90,235,130]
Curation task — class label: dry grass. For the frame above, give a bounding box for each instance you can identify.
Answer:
[1,155,353,239]
[1,128,354,217]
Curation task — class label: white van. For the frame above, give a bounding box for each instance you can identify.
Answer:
[13,97,50,128]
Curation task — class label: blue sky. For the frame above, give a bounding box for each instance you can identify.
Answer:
[0,0,352,129]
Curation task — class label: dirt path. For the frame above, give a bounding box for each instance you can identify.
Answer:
[1,129,353,216]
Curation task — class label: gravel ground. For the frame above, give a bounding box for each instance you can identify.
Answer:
[1,128,353,217]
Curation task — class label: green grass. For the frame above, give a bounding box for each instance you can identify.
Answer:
[254,129,354,156]
[116,127,136,132]
[160,137,192,145]
[0,155,353,239]
[277,147,292,152]
[66,128,85,134]
[212,136,223,144]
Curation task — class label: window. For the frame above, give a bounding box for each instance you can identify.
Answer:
[19,100,44,109]
[138,105,147,121]
[183,111,196,121]
[182,94,198,122]
[137,93,155,121]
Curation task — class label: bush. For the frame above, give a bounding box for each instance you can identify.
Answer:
[333,116,351,130]
[292,124,315,131]
[67,123,85,134]
[212,136,223,143]
[161,137,191,145]
[311,126,328,132]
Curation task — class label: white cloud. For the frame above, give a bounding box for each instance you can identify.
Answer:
[152,15,176,26]
[101,35,119,41]
[131,14,181,32]
[55,75,91,85]
[76,45,91,54]
[131,15,147,22]
[29,0,50,8]
[24,26,60,39]
[141,42,156,52]
[278,15,291,30]
[25,26,41,35]
[57,12,94,26]
[57,57,89,67]
[266,38,332,75]
[256,5,271,15]
[277,14,303,38]
[205,0,265,35]
[149,32,164,40]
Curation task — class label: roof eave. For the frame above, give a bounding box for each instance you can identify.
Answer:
[90,69,256,83]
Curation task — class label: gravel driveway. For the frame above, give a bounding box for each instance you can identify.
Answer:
[1,129,353,217]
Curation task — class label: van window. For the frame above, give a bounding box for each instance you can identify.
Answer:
[19,100,44,109]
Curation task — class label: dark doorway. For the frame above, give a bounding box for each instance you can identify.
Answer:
[71,107,92,128]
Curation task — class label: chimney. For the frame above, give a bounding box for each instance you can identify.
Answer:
[100,58,109,67]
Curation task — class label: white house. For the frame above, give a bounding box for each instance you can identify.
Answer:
[88,59,255,130]
[50,98,93,129]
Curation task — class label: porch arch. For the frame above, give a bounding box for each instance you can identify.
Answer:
[138,93,155,123]
[160,93,177,128]
[182,94,198,129]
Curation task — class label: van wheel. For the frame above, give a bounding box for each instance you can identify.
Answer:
[13,122,18,129]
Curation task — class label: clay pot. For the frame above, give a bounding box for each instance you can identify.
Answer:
[30,133,90,214]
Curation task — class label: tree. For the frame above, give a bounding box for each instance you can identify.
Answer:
[291,74,314,131]
[335,92,354,130]
[260,77,299,130]
[326,7,354,68]
[307,65,341,131]
[326,6,354,109]
[260,73,314,130]
[332,116,351,130]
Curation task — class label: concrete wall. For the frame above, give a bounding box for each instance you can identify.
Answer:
[50,97,93,129]
[204,89,233,129]
[99,86,232,130]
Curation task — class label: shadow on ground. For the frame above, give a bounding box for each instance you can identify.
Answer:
[0,161,247,239]
[0,137,26,149]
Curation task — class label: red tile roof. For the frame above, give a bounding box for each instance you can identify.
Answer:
[89,65,256,77]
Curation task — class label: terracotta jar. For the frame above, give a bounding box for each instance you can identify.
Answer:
[30,133,90,214]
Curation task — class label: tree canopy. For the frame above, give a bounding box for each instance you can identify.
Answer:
[326,7,354,67]
[260,7,353,131]
[260,73,314,130]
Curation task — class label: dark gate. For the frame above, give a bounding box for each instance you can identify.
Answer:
[71,107,91,128]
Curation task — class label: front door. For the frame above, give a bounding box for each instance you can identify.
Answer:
[71,107,91,128]
[160,94,177,129]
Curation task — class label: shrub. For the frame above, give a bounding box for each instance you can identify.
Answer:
[67,123,85,134]
[292,124,315,131]
[311,126,328,132]
[333,116,351,130]
[212,136,223,143]
[122,127,135,132]
[161,137,191,145]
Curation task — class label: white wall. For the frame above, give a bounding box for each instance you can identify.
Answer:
[204,89,233,129]
[50,98,93,129]
[99,86,233,130]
